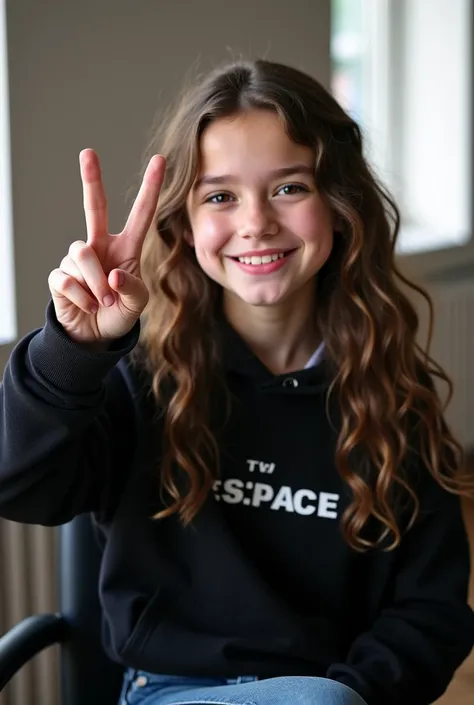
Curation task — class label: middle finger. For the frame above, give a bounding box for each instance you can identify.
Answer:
[121,155,166,248]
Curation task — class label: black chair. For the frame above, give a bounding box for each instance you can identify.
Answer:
[0,514,124,705]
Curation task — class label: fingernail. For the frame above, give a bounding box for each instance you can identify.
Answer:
[116,271,124,287]
[103,294,115,307]
[90,304,99,314]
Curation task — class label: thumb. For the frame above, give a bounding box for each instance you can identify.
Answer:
[109,269,149,314]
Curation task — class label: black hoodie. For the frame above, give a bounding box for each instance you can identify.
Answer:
[0,302,473,705]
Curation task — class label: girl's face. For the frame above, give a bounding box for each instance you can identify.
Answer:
[186,110,334,310]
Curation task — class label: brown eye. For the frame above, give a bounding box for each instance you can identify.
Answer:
[205,193,234,204]
[277,184,308,196]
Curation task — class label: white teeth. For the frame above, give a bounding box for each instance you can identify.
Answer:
[237,252,287,265]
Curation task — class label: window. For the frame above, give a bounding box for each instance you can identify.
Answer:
[0,0,16,344]
[331,0,472,255]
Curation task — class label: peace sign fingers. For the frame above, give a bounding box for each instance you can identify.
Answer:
[121,154,166,254]
[79,149,108,246]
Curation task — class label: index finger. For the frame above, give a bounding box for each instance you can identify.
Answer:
[122,155,166,246]
[79,149,108,245]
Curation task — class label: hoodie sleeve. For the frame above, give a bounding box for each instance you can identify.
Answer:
[0,301,142,525]
[327,476,474,705]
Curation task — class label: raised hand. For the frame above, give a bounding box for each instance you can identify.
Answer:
[48,149,165,344]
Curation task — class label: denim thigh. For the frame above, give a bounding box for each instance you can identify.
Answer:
[119,670,368,705]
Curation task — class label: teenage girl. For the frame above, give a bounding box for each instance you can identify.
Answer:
[1,59,473,705]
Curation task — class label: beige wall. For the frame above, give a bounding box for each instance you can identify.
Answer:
[0,0,331,375]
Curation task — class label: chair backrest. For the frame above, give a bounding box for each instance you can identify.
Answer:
[58,514,124,705]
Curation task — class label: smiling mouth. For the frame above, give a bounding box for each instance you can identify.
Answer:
[229,249,297,265]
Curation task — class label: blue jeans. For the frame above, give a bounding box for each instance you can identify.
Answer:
[119,670,368,705]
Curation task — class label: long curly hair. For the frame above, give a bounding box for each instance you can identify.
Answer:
[135,59,473,551]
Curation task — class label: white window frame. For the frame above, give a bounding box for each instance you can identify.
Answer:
[332,0,473,266]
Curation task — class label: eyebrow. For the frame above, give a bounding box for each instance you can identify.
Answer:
[193,164,315,190]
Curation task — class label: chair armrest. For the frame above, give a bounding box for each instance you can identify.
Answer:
[0,613,70,690]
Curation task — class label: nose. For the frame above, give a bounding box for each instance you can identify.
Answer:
[236,198,279,239]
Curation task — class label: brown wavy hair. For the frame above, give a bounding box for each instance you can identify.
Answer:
[135,59,473,551]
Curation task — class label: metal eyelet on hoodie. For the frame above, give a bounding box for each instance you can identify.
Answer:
[282,377,299,388]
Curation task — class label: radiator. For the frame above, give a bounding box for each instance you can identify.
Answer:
[418,276,474,453]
